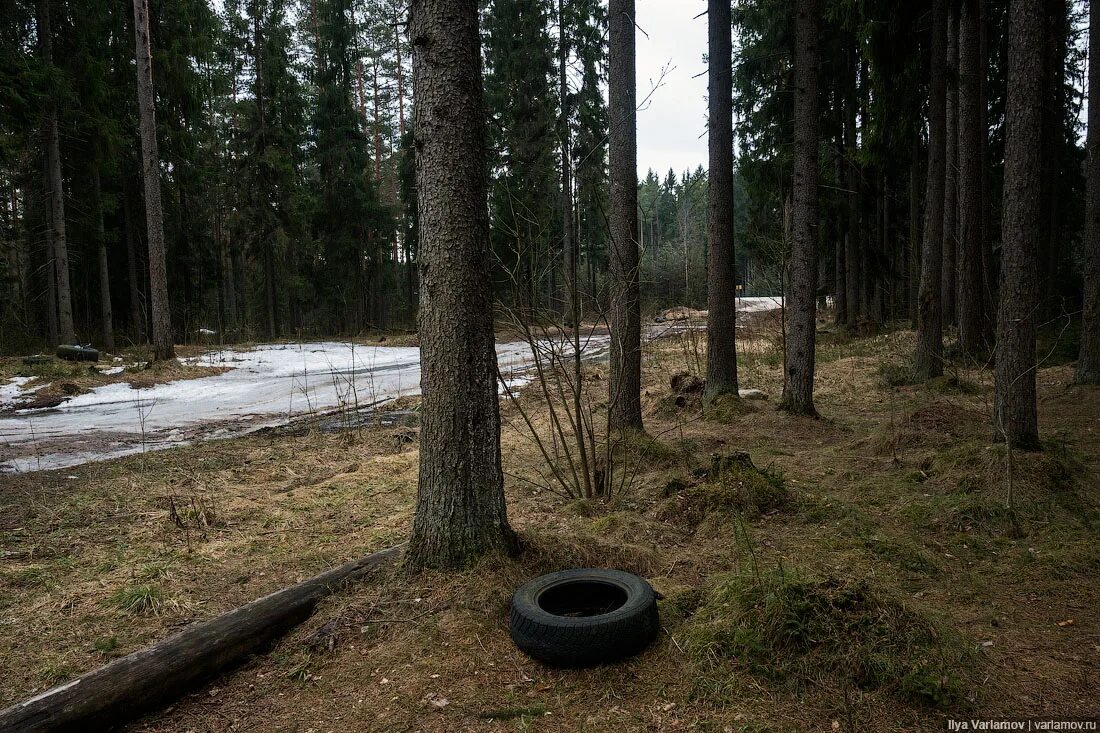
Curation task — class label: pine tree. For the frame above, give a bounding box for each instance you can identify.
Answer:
[607,0,642,433]
[956,0,983,356]
[1078,0,1100,384]
[236,0,306,338]
[705,0,738,403]
[995,0,1043,449]
[942,4,959,329]
[132,0,175,360]
[915,0,948,381]
[405,0,517,571]
[312,0,390,332]
[483,0,558,313]
[778,0,819,417]
[37,0,75,345]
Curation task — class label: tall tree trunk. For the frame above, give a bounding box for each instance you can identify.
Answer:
[123,179,146,343]
[93,169,114,350]
[37,0,74,346]
[1076,0,1100,384]
[909,134,921,329]
[979,0,996,346]
[608,0,643,432]
[394,4,406,139]
[704,0,738,402]
[995,0,1043,450]
[779,0,819,417]
[942,5,959,330]
[559,0,577,328]
[915,0,947,380]
[956,0,983,356]
[404,0,516,571]
[39,175,58,347]
[1040,0,1066,312]
[844,45,860,331]
[132,0,175,360]
[834,129,847,327]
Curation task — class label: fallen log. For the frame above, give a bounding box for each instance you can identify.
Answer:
[0,544,404,733]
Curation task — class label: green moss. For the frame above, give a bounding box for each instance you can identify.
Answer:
[683,570,976,708]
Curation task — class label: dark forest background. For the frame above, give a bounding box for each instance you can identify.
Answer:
[0,0,1090,352]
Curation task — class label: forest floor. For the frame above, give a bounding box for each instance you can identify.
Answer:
[1,312,1097,732]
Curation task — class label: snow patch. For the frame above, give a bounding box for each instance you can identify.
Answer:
[0,377,33,407]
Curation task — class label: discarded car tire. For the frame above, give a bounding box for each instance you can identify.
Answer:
[509,568,659,667]
[56,344,99,362]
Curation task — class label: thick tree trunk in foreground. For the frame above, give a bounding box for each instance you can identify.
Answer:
[995,0,1043,449]
[37,0,74,346]
[779,0,819,417]
[915,0,948,380]
[608,0,643,431]
[956,0,983,356]
[405,0,517,571]
[94,169,114,350]
[1077,0,1100,384]
[942,6,959,330]
[132,0,174,361]
[0,546,400,733]
[704,0,738,402]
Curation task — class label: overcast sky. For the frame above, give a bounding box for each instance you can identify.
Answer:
[634,0,709,179]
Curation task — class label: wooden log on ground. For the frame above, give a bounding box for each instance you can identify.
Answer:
[0,544,404,733]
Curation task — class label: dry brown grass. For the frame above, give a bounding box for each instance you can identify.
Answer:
[2,318,1098,732]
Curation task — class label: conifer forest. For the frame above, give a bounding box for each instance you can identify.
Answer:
[0,1,1097,731]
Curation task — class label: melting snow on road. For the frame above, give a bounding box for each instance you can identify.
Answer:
[0,296,782,473]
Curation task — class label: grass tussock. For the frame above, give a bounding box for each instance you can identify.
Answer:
[703,393,755,423]
[684,570,977,708]
[657,455,789,525]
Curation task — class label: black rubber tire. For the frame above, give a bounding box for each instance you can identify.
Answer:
[509,568,659,667]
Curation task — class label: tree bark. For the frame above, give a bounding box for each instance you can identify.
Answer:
[915,0,948,380]
[704,0,738,402]
[132,0,175,360]
[608,0,643,431]
[844,44,860,331]
[995,0,1043,450]
[93,169,114,350]
[979,0,996,347]
[834,129,847,327]
[779,0,819,417]
[909,133,921,329]
[942,5,959,330]
[404,0,517,571]
[1076,0,1100,384]
[956,0,983,356]
[37,0,75,346]
[123,180,146,343]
